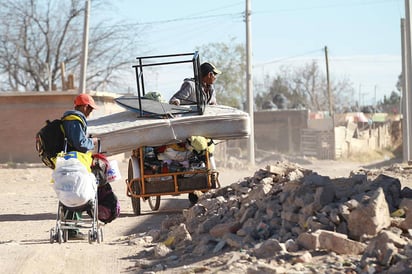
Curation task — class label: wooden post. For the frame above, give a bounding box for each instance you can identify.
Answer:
[60,62,66,91]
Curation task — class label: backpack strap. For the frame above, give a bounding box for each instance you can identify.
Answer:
[61,114,86,151]
[62,114,85,126]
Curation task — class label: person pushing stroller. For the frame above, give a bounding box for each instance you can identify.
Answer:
[60,94,99,239]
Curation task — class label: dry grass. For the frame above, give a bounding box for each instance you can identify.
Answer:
[345,148,396,163]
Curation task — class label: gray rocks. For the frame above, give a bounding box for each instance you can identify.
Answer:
[347,187,391,240]
[136,161,412,273]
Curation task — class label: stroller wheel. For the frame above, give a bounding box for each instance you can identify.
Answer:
[97,228,103,243]
[63,230,69,242]
[57,229,63,244]
[50,228,56,244]
[88,230,93,244]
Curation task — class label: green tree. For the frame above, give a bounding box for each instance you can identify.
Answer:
[199,39,246,109]
[382,91,401,105]
[0,0,142,92]
[376,91,400,114]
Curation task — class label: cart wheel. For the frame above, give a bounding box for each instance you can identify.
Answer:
[57,229,63,244]
[188,192,198,205]
[131,182,141,216]
[128,158,141,216]
[148,196,161,211]
[50,228,55,244]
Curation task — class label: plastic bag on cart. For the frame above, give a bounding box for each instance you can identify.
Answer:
[52,155,97,207]
[91,153,110,186]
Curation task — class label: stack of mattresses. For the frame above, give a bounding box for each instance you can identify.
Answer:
[88,105,250,155]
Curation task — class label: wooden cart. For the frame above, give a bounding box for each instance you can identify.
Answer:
[125,145,219,215]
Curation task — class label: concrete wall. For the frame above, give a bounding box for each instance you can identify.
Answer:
[254,109,309,154]
[0,92,121,163]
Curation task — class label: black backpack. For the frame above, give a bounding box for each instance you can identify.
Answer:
[35,115,84,169]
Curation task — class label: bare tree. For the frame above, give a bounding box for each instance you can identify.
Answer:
[0,0,142,92]
[256,60,354,112]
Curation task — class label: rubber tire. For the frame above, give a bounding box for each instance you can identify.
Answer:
[57,229,63,244]
[98,227,103,243]
[88,230,93,244]
[50,228,55,244]
[148,196,161,211]
[128,158,141,216]
[188,192,198,205]
[63,230,68,242]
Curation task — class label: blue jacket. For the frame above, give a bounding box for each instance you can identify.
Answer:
[62,110,94,153]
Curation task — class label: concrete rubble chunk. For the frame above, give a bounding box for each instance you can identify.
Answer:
[347,187,391,240]
[209,221,241,238]
[154,243,172,258]
[168,223,192,246]
[266,164,287,175]
[361,229,409,267]
[318,230,367,255]
[296,231,320,250]
[252,238,285,259]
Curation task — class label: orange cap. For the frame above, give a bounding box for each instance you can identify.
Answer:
[74,94,97,109]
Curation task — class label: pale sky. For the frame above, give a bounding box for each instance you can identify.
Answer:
[95,0,405,105]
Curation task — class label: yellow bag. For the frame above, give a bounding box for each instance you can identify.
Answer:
[54,151,93,173]
[187,136,215,154]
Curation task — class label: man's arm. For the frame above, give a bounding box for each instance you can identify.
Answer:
[169,80,196,105]
[64,120,94,153]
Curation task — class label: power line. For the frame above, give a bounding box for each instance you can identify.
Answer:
[100,12,243,30]
[252,0,402,15]
[254,49,324,67]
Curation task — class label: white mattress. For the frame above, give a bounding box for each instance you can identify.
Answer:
[88,105,250,155]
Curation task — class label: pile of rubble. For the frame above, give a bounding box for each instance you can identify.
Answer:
[133,161,412,273]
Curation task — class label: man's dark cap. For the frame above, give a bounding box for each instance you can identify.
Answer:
[200,62,222,76]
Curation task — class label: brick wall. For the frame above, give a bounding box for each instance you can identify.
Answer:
[0,91,121,163]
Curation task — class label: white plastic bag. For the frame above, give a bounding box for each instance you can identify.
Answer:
[106,160,122,182]
[52,156,97,207]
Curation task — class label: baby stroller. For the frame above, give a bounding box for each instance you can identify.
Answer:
[49,140,103,244]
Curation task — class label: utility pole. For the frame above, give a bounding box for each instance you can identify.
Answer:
[324,46,335,159]
[324,46,333,116]
[401,18,410,162]
[402,0,412,162]
[79,0,91,94]
[245,0,255,166]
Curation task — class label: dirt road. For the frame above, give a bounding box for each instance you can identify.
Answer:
[0,156,391,273]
